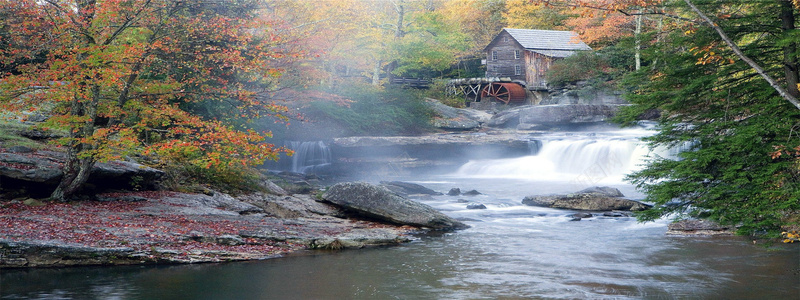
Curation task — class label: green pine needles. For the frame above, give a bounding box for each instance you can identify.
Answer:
[618,0,800,236]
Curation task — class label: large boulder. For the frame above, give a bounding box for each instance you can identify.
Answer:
[0,153,63,184]
[0,150,164,194]
[522,187,650,211]
[89,160,165,190]
[426,98,491,131]
[380,181,442,197]
[322,182,468,230]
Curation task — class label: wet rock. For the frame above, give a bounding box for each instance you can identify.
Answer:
[456,199,469,203]
[578,186,624,197]
[602,211,630,217]
[0,239,139,268]
[462,189,482,196]
[447,188,461,196]
[322,182,468,230]
[667,219,734,235]
[569,217,582,221]
[522,190,650,211]
[380,181,443,197]
[466,203,487,210]
[571,212,593,219]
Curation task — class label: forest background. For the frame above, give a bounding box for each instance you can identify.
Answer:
[1,0,798,237]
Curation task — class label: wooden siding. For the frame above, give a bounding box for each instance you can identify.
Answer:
[485,31,526,82]
[524,51,556,89]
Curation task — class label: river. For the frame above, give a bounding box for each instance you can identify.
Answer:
[2,129,798,299]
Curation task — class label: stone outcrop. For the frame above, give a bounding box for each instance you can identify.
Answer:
[1,189,418,268]
[0,153,63,184]
[666,219,734,235]
[522,186,650,211]
[380,181,443,197]
[517,104,623,130]
[89,160,165,191]
[322,182,468,230]
[425,98,491,131]
[0,150,164,195]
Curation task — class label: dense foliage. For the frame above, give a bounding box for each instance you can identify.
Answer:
[0,0,295,199]
[308,85,433,136]
[616,0,800,235]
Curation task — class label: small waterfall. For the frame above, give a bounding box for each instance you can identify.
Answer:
[454,137,650,182]
[287,141,332,174]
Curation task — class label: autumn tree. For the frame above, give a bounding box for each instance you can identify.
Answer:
[504,0,569,30]
[0,0,293,200]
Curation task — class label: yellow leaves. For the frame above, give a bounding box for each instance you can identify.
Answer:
[782,231,799,243]
[690,44,730,66]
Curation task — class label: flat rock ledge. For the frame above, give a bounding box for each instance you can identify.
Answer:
[666,219,735,236]
[522,186,651,211]
[322,182,468,230]
[0,191,417,268]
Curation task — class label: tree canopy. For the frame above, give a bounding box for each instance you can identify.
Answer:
[0,0,296,199]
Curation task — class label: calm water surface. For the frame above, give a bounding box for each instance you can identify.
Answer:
[2,132,799,299]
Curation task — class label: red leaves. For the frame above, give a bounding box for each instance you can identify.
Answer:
[0,196,291,257]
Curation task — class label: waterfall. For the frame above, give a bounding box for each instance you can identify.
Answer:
[454,137,651,182]
[287,141,332,174]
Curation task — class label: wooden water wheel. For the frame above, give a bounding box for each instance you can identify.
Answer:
[481,82,527,104]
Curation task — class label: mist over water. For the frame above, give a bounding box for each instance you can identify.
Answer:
[2,127,797,299]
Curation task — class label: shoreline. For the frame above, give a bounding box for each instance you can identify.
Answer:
[0,190,419,268]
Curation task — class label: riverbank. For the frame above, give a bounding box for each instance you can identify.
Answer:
[0,190,418,268]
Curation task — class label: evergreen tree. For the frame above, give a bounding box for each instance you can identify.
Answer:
[618,0,800,235]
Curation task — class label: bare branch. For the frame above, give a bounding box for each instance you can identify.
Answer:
[684,0,800,110]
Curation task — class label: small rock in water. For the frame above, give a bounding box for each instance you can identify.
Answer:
[571,212,593,219]
[569,217,582,221]
[462,190,481,196]
[456,199,469,203]
[466,203,487,210]
[447,188,461,196]
[602,211,629,217]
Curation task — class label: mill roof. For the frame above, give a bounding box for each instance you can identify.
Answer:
[495,28,592,53]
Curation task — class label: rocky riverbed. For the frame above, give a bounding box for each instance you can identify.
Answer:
[0,143,475,268]
[0,189,426,268]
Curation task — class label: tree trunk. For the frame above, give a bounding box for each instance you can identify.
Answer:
[50,0,100,200]
[372,59,382,85]
[780,0,799,97]
[684,0,800,110]
[635,11,642,71]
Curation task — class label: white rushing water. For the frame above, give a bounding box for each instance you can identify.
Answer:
[288,141,332,173]
[454,129,656,185]
[2,129,797,300]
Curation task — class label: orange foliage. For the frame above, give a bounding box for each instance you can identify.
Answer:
[0,0,299,196]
